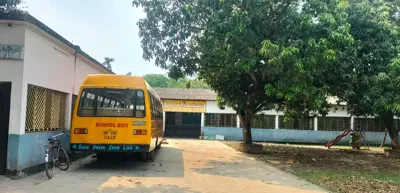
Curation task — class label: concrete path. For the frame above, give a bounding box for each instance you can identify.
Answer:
[0,139,327,193]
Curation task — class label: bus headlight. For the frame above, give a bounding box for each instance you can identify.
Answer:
[133,120,146,126]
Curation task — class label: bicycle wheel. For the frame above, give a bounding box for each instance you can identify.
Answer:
[45,148,55,179]
[57,147,70,171]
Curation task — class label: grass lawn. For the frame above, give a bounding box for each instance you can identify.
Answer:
[224,141,400,193]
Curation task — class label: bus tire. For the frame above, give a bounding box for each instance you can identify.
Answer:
[156,138,161,150]
[96,152,105,161]
[146,150,155,162]
[156,142,161,150]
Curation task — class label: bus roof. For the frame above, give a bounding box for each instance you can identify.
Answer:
[81,74,161,100]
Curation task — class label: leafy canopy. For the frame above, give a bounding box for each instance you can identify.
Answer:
[0,0,22,10]
[143,74,209,88]
[331,0,400,148]
[143,74,170,87]
[134,0,353,115]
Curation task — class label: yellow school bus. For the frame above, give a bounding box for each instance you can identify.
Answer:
[70,74,163,161]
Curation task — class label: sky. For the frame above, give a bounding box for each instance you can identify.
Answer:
[22,0,167,76]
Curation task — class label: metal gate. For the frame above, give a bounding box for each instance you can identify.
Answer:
[165,112,201,138]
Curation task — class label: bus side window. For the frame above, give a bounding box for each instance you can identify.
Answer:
[79,90,96,116]
[134,90,145,117]
[149,93,155,120]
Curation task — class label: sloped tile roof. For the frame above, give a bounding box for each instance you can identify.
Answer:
[154,88,217,101]
[153,87,345,105]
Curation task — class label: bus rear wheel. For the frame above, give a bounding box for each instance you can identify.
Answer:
[156,138,162,150]
[141,150,155,162]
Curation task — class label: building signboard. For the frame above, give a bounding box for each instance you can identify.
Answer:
[161,100,206,113]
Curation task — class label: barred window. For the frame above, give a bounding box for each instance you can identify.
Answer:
[279,115,314,130]
[149,92,163,120]
[205,113,237,127]
[25,85,67,132]
[251,114,275,129]
[354,118,385,132]
[318,117,350,131]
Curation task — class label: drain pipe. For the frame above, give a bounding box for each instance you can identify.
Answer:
[72,51,77,94]
[72,46,80,94]
[69,47,79,130]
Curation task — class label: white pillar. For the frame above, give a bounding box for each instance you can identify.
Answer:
[201,112,205,127]
[314,117,318,131]
[236,115,240,128]
[275,115,279,129]
[65,94,73,130]
[350,116,354,130]
[162,111,166,132]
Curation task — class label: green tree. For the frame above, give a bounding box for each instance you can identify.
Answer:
[186,79,210,89]
[126,72,132,76]
[331,0,400,149]
[102,57,114,71]
[167,78,187,88]
[134,0,353,144]
[144,74,169,87]
[0,0,22,10]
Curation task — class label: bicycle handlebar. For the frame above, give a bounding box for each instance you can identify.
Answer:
[50,130,70,139]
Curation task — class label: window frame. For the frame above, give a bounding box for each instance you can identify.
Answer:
[148,92,163,121]
[77,88,146,118]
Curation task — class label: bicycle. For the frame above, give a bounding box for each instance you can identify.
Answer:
[44,131,70,179]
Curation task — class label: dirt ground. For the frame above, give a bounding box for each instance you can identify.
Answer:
[224,141,400,193]
[0,139,326,193]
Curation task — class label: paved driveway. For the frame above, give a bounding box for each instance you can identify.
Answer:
[0,139,326,193]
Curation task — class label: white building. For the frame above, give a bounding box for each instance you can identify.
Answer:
[154,88,390,146]
[0,11,112,177]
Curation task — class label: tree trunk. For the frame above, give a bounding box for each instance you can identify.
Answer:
[380,130,387,148]
[382,113,400,150]
[240,113,253,145]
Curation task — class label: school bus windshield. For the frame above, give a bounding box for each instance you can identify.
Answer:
[77,88,145,118]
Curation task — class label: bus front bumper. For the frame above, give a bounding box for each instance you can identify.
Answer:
[70,144,150,152]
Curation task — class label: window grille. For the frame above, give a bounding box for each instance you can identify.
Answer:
[204,113,237,127]
[354,117,385,132]
[278,115,314,130]
[317,117,351,131]
[25,85,67,132]
[251,114,275,129]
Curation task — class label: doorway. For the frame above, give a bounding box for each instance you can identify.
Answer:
[165,112,201,138]
[0,82,11,175]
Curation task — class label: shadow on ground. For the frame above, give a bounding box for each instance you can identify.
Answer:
[75,147,184,178]
[193,159,272,181]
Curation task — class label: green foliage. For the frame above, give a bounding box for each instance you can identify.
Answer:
[134,0,355,144]
[143,74,209,88]
[134,0,400,145]
[328,0,400,148]
[185,79,210,89]
[102,57,114,71]
[0,0,22,10]
[143,74,169,87]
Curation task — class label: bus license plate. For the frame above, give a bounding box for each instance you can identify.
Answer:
[104,130,117,139]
